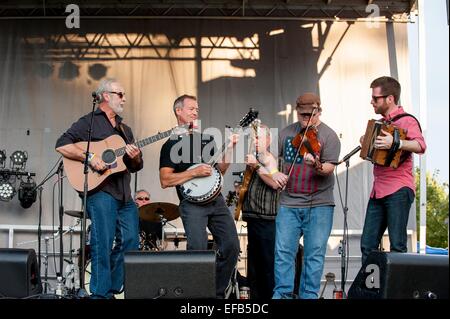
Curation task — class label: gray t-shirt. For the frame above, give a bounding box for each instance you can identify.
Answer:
[278,121,341,207]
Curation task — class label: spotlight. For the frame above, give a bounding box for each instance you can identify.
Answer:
[0,150,6,168]
[18,179,37,209]
[10,150,28,170]
[0,180,15,201]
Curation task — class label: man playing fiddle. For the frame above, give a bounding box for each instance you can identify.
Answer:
[273,92,341,299]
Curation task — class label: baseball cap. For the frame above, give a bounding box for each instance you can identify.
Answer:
[296,92,321,113]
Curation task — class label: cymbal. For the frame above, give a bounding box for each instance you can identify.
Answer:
[139,202,180,223]
[65,210,84,218]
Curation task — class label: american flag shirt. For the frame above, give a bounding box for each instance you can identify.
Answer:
[278,122,341,207]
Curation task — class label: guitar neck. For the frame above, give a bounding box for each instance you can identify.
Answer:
[209,140,228,166]
[208,126,244,166]
[115,129,173,157]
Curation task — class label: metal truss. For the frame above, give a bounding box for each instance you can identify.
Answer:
[0,1,416,21]
[20,32,261,61]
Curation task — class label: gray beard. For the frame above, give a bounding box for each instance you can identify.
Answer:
[110,103,124,114]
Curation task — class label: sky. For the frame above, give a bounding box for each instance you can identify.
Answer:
[408,0,449,184]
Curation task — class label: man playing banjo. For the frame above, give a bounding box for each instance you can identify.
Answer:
[159,94,240,298]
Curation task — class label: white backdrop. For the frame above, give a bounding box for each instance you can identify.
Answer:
[0,19,416,251]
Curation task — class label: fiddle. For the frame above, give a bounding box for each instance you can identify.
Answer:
[291,126,323,170]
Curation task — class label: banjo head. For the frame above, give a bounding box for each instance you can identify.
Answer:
[181,164,223,203]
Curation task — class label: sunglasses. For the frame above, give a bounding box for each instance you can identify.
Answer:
[371,95,389,102]
[136,197,150,201]
[298,112,314,117]
[108,91,125,99]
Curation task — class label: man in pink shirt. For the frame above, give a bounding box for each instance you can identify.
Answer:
[360,76,426,265]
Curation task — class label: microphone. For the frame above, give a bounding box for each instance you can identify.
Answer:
[91,91,99,101]
[339,145,361,164]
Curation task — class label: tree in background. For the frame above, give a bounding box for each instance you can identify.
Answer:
[415,169,449,248]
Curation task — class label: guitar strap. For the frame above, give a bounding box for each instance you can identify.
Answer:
[118,123,132,144]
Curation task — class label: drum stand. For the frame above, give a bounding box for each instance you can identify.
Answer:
[63,222,80,293]
[161,218,179,250]
[224,255,241,299]
[41,236,51,294]
[224,265,240,299]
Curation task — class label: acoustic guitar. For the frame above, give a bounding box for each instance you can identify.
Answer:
[63,126,187,192]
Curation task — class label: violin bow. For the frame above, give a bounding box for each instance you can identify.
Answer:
[283,106,319,189]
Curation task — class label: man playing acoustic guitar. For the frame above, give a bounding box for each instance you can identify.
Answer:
[55,78,142,299]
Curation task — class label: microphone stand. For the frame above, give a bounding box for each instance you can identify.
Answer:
[335,146,361,298]
[26,163,59,290]
[57,162,65,284]
[77,94,97,298]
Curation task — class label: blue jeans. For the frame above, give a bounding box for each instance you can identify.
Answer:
[273,205,334,299]
[179,195,240,298]
[86,191,139,299]
[361,187,414,265]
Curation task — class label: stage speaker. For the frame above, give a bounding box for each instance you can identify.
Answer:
[124,250,216,299]
[0,248,42,298]
[348,252,448,299]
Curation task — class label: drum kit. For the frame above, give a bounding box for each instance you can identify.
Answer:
[58,202,186,295]
[15,200,185,297]
[137,202,186,251]
[64,202,185,254]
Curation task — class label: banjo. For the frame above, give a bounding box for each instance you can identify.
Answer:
[180,109,259,204]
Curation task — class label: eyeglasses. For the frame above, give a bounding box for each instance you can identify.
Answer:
[371,95,389,102]
[298,112,314,117]
[108,91,125,99]
[136,197,150,201]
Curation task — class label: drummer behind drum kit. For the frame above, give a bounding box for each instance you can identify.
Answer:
[137,202,186,251]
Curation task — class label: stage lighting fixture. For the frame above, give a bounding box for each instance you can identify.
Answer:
[0,180,15,201]
[0,150,6,168]
[10,150,28,170]
[18,179,37,209]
